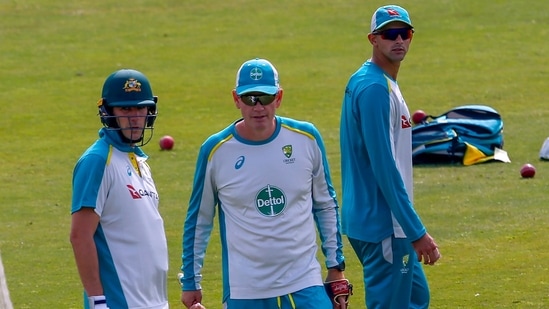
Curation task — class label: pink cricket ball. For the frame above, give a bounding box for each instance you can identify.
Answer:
[159,135,175,150]
[412,110,427,124]
[520,163,536,178]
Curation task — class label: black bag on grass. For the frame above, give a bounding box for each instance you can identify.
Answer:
[411,105,505,165]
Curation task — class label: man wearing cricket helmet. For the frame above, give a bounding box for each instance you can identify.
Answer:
[70,69,169,309]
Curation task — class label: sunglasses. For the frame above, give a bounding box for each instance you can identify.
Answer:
[373,27,414,41]
[239,94,276,106]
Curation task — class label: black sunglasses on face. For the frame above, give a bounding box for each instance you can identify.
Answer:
[373,27,414,41]
[239,94,276,106]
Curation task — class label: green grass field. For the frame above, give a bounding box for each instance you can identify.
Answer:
[1,0,548,308]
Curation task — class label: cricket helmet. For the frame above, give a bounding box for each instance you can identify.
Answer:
[97,69,158,145]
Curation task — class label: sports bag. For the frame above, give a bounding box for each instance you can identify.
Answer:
[411,105,508,165]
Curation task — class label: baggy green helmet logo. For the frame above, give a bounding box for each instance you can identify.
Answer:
[255,185,286,216]
[123,78,142,92]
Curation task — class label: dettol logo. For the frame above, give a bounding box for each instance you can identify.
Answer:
[255,185,286,216]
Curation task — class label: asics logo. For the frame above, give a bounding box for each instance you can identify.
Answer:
[235,156,245,169]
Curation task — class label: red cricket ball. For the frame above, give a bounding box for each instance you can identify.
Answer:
[412,110,427,124]
[159,135,175,150]
[520,163,536,178]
